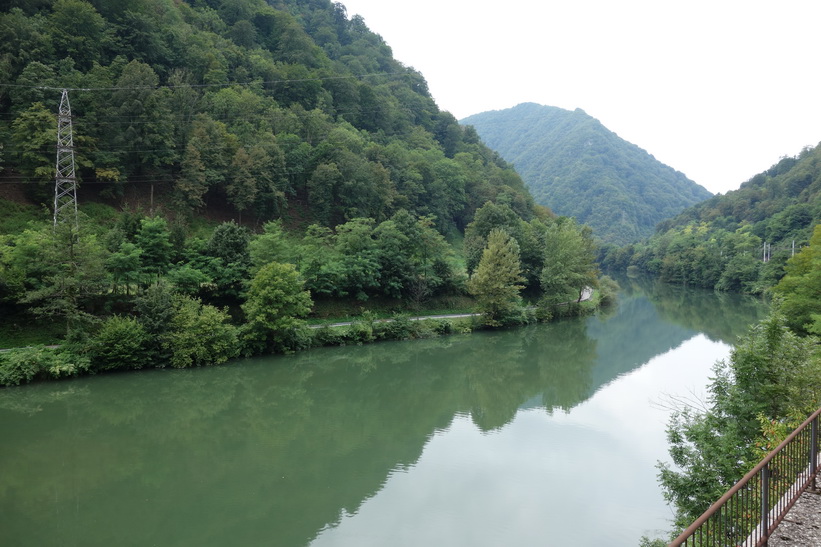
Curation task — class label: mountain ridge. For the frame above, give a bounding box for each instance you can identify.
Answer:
[461,102,712,244]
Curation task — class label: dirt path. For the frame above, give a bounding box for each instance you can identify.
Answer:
[308,287,594,329]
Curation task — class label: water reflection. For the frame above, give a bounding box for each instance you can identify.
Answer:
[0,282,767,546]
[619,276,769,344]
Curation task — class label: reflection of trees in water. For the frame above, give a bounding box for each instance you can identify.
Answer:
[528,321,598,413]
[619,276,769,344]
[0,327,600,545]
[0,282,764,545]
[586,294,694,390]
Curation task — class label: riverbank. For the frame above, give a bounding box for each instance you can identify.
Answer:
[0,290,604,388]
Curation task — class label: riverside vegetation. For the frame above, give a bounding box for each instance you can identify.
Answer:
[0,1,609,386]
[643,215,821,543]
[0,202,609,386]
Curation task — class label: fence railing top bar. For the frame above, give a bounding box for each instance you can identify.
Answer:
[669,406,821,546]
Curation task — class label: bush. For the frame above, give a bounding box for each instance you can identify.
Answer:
[345,321,375,344]
[0,350,40,386]
[0,346,90,387]
[598,275,621,306]
[373,315,415,340]
[90,315,150,372]
[273,326,313,354]
[163,296,240,368]
[429,319,453,335]
[309,326,348,347]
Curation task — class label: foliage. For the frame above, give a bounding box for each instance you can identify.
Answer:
[601,144,821,294]
[462,103,712,245]
[307,314,475,349]
[0,0,615,378]
[10,220,107,337]
[163,295,239,369]
[89,315,149,371]
[293,211,460,302]
[463,201,551,290]
[467,229,525,325]
[638,537,667,547]
[658,311,821,529]
[540,219,598,305]
[242,261,312,353]
[0,0,532,230]
[773,224,821,334]
[135,216,173,280]
[0,345,90,386]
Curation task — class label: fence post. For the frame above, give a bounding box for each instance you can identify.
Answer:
[812,416,819,492]
[761,463,770,546]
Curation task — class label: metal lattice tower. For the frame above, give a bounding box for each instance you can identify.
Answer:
[53,88,78,227]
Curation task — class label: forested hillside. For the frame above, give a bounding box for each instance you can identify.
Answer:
[0,0,535,228]
[0,0,607,384]
[461,103,712,245]
[601,142,821,294]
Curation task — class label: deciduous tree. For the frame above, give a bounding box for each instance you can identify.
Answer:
[242,261,312,353]
[467,229,525,325]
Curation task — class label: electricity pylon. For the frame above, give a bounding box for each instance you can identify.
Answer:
[53,88,78,228]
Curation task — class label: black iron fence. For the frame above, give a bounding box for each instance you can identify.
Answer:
[670,407,821,546]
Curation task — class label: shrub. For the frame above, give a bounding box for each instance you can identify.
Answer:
[0,350,41,386]
[373,315,415,340]
[309,326,348,347]
[89,315,150,371]
[345,321,375,344]
[163,296,240,368]
[0,346,90,386]
[429,319,453,335]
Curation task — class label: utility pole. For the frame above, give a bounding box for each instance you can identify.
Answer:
[53,88,78,228]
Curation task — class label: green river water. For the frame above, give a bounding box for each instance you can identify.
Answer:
[0,279,768,546]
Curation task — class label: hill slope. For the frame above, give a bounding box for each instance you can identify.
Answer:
[461,103,712,244]
[601,142,821,293]
[0,0,534,231]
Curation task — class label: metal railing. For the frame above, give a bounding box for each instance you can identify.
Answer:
[670,407,821,546]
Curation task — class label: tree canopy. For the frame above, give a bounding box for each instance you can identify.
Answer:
[0,0,533,230]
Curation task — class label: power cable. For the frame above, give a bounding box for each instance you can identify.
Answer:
[0,70,417,92]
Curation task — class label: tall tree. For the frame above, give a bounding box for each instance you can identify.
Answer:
[226,147,257,221]
[110,60,175,177]
[242,261,312,353]
[467,229,525,325]
[540,220,598,305]
[19,221,107,339]
[10,102,55,183]
[135,216,172,280]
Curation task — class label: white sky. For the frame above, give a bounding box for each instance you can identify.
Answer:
[340,0,821,195]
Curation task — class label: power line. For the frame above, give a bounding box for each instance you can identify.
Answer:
[0,70,416,92]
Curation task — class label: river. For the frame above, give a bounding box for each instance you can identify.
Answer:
[0,279,767,546]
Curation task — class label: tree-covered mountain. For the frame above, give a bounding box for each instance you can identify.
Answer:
[461,103,712,245]
[601,142,821,294]
[0,0,535,230]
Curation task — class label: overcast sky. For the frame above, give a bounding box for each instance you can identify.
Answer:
[340,0,821,195]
